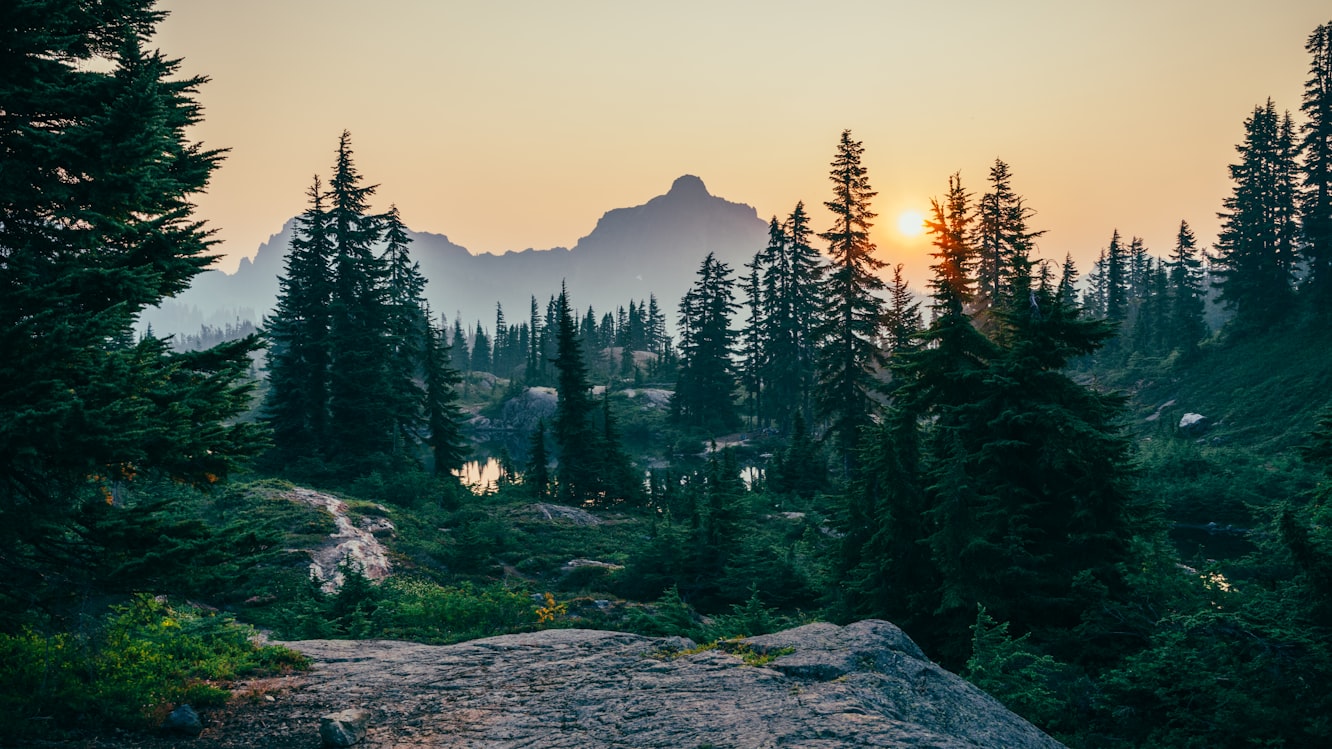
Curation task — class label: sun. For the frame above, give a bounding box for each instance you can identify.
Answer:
[896,210,926,237]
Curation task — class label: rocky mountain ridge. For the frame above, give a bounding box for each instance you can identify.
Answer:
[144,175,767,337]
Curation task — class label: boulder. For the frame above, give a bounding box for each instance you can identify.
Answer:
[267,622,1063,748]
[319,708,370,747]
[1179,412,1209,434]
[161,704,202,736]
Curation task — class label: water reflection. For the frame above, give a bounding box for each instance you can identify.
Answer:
[455,458,503,493]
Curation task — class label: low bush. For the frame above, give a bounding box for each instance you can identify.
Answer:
[0,595,306,740]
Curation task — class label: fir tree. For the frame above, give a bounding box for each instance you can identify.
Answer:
[759,203,825,433]
[816,130,886,472]
[264,176,333,461]
[526,418,551,499]
[1166,220,1208,354]
[380,204,430,457]
[550,285,600,503]
[646,294,668,355]
[1102,229,1129,323]
[450,316,470,372]
[973,160,1044,317]
[738,252,766,427]
[326,131,393,468]
[470,322,492,374]
[422,305,466,475]
[1303,22,1332,304]
[1213,99,1302,328]
[883,263,923,356]
[0,2,263,608]
[673,253,740,430]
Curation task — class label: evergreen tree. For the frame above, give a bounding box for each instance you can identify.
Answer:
[1213,99,1302,328]
[593,392,641,506]
[841,173,985,636]
[883,263,923,355]
[759,203,825,433]
[1102,229,1129,323]
[493,303,508,377]
[450,315,470,372]
[264,176,333,461]
[380,204,430,456]
[973,160,1044,317]
[673,253,740,430]
[470,322,492,374]
[326,131,393,468]
[526,295,544,383]
[526,418,550,500]
[646,294,668,355]
[422,306,466,475]
[738,252,766,426]
[0,1,264,607]
[1166,220,1208,354]
[816,130,886,472]
[550,285,600,503]
[1303,22,1332,304]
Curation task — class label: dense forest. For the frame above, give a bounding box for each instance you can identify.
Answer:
[3,3,1332,747]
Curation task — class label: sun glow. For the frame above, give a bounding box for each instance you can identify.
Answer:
[896,210,925,237]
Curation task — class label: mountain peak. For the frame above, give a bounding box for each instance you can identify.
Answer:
[668,174,709,197]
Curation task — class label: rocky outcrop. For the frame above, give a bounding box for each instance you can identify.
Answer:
[189,621,1062,748]
[285,487,393,592]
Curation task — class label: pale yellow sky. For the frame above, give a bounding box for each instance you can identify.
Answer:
[155,1,1329,288]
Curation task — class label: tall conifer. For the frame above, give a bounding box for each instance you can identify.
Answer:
[265,176,333,460]
[1303,22,1332,303]
[815,130,886,472]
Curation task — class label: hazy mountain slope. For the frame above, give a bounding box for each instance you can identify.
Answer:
[142,175,767,335]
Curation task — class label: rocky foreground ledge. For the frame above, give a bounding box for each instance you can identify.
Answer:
[128,620,1066,748]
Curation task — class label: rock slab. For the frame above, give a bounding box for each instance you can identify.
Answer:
[244,620,1067,748]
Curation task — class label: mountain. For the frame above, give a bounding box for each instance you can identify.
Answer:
[142,175,767,336]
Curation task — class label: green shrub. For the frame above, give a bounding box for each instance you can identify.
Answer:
[0,595,307,740]
[372,578,538,643]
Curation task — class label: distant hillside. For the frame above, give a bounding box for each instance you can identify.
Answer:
[142,175,767,336]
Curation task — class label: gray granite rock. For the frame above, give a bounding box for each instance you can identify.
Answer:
[245,622,1066,748]
[319,708,370,746]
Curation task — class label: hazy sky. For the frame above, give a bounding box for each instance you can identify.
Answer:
[155,1,1329,287]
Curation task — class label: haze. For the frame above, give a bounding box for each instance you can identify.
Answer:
[155,0,1329,286]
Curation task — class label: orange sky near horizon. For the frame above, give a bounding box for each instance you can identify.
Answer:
[155,1,1329,291]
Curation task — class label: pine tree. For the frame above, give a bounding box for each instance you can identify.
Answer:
[551,285,600,503]
[973,160,1044,317]
[526,295,544,383]
[738,252,766,427]
[326,131,393,468]
[0,2,264,606]
[816,130,886,472]
[1303,22,1332,304]
[1166,220,1208,354]
[673,253,740,430]
[646,294,668,355]
[380,204,430,456]
[841,173,986,638]
[493,303,508,377]
[594,392,641,506]
[450,316,470,372]
[264,176,333,460]
[526,418,550,499]
[422,306,466,475]
[1103,229,1129,323]
[883,263,923,355]
[1213,99,1302,328]
[759,203,825,433]
[470,322,492,374]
